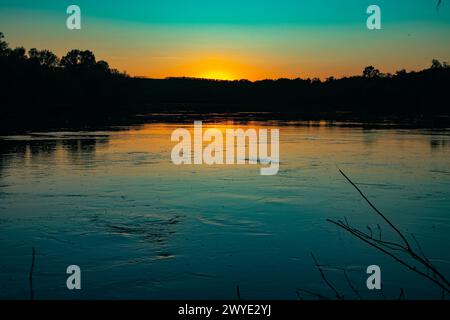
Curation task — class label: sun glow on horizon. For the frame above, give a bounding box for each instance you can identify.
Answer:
[199,70,235,81]
[171,55,263,81]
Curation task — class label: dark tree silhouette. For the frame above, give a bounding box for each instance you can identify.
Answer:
[60,49,97,69]
[96,60,110,72]
[9,46,26,60]
[0,32,8,54]
[1,31,450,130]
[28,48,59,68]
[362,66,381,78]
[432,59,443,69]
[59,49,113,74]
[430,58,449,69]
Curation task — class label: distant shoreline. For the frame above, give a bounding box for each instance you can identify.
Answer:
[1,109,450,135]
[2,32,450,132]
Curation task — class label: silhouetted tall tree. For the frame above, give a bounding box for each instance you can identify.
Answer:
[95,60,111,73]
[60,49,96,69]
[362,66,381,78]
[0,32,8,54]
[28,48,59,68]
[431,59,443,69]
[9,46,26,60]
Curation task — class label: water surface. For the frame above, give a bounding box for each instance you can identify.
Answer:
[0,121,449,299]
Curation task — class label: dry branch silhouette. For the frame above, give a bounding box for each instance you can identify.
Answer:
[328,169,450,294]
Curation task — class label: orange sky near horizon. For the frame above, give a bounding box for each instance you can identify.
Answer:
[1,5,450,81]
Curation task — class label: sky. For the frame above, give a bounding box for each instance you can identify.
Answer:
[0,0,450,80]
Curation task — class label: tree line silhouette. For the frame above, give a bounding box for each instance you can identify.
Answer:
[1,31,450,129]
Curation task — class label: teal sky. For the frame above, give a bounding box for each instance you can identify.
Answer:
[1,0,450,79]
[1,0,450,25]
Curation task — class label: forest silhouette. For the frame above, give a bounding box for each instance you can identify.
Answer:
[1,31,450,130]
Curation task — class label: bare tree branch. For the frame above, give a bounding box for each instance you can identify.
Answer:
[29,247,35,301]
[399,288,406,300]
[310,253,344,300]
[338,168,412,251]
[334,169,450,292]
[236,285,241,300]
[296,288,328,300]
[343,269,362,300]
[327,219,449,293]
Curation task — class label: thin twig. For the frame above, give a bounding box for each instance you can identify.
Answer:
[336,169,450,291]
[367,226,373,239]
[29,247,35,300]
[335,220,406,251]
[399,288,405,300]
[380,286,387,300]
[411,234,430,265]
[295,288,328,300]
[338,169,412,251]
[327,219,450,293]
[310,253,344,300]
[343,269,362,300]
[295,290,304,300]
